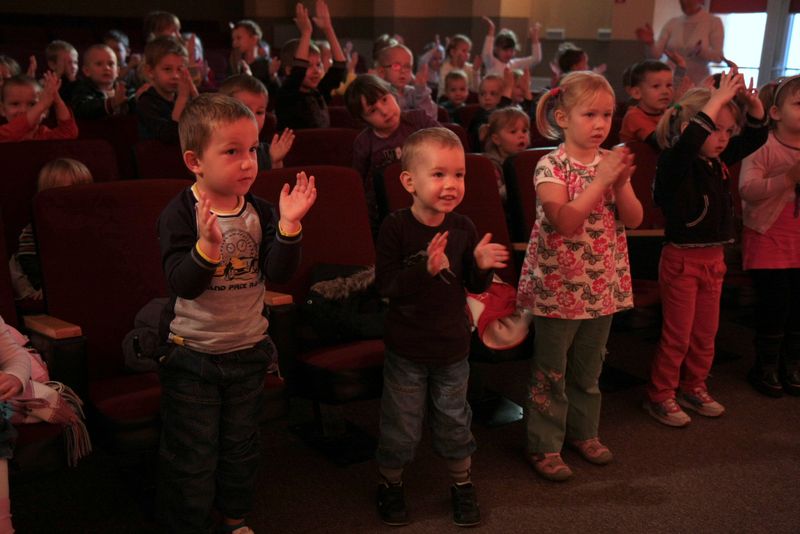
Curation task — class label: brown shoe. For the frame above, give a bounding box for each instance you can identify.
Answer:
[530,452,573,481]
[567,437,613,465]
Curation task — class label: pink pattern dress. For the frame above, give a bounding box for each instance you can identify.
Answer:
[516,144,634,319]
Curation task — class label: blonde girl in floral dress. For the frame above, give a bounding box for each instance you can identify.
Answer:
[517,71,643,481]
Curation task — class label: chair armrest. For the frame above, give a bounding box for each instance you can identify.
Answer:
[23,315,88,399]
[265,302,299,382]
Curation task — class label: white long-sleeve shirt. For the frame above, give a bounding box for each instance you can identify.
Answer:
[649,9,724,85]
[481,36,542,76]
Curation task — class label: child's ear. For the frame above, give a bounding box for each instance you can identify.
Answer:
[629,86,642,101]
[490,132,501,147]
[81,64,91,77]
[679,121,689,133]
[183,150,202,175]
[769,104,781,122]
[399,170,415,194]
[554,108,569,129]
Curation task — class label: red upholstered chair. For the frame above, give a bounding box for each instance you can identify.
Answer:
[252,166,384,463]
[282,128,359,168]
[327,106,361,130]
[133,140,193,180]
[627,141,664,230]
[0,139,120,261]
[455,103,482,130]
[437,106,450,123]
[258,112,278,144]
[77,115,140,180]
[502,147,556,242]
[442,122,470,152]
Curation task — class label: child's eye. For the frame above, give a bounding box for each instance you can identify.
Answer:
[226,149,237,155]
[433,172,444,178]
[456,172,465,179]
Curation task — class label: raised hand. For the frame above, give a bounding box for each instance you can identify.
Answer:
[482,16,496,36]
[474,233,509,270]
[279,171,317,231]
[740,76,764,119]
[0,372,23,401]
[111,81,128,109]
[415,63,429,88]
[664,49,686,69]
[40,71,60,105]
[712,70,745,105]
[530,23,542,44]
[427,231,450,276]
[269,128,296,166]
[294,2,313,35]
[26,55,37,78]
[196,190,223,259]
[312,0,332,32]
[635,23,654,45]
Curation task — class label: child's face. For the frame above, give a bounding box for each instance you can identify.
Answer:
[147,53,186,98]
[379,48,413,90]
[428,49,443,72]
[449,42,470,67]
[492,118,530,157]
[105,39,128,66]
[302,53,324,91]
[512,76,525,103]
[232,27,259,54]
[319,46,332,70]
[556,91,615,153]
[771,90,800,134]
[633,70,674,114]
[83,48,118,89]
[445,77,468,106]
[0,84,40,123]
[192,118,260,201]
[478,78,503,110]
[402,143,466,224]
[700,106,736,159]
[50,49,79,81]
[360,93,401,137]
[495,46,515,64]
[232,90,268,132]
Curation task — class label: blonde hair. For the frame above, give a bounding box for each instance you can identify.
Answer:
[655,87,742,149]
[37,158,93,192]
[481,107,529,153]
[401,127,463,172]
[45,40,77,65]
[535,71,615,140]
[179,93,255,157]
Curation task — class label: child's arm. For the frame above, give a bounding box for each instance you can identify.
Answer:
[25,71,58,128]
[721,77,769,166]
[612,153,644,228]
[481,16,496,68]
[537,148,627,236]
[268,129,295,169]
[411,64,438,120]
[508,24,543,71]
[739,146,796,203]
[374,216,436,298]
[295,3,313,63]
[0,317,31,400]
[171,67,198,123]
[313,0,345,63]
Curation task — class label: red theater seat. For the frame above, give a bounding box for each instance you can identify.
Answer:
[282,128,359,168]
[503,147,556,242]
[133,140,193,180]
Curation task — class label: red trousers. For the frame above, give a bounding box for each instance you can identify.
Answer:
[647,245,726,402]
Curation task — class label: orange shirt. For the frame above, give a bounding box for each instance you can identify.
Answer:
[620,106,663,144]
[0,113,78,143]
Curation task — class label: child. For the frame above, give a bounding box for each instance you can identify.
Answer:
[481,107,530,201]
[418,38,445,96]
[143,10,182,42]
[481,17,542,77]
[645,72,767,426]
[0,73,78,142]
[45,40,78,102]
[10,158,93,301]
[157,93,316,533]
[438,34,479,94]
[439,70,469,122]
[376,43,438,121]
[0,315,31,534]
[71,44,135,119]
[511,68,534,113]
[0,56,21,93]
[345,74,439,232]
[619,60,675,149]
[218,74,295,170]
[229,19,278,95]
[550,43,607,87]
[468,71,514,152]
[739,75,800,397]
[374,127,508,527]
[138,36,197,144]
[517,71,642,481]
[275,1,346,131]
[104,30,142,88]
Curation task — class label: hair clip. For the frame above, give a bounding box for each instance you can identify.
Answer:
[549,86,561,97]
[672,103,682,113]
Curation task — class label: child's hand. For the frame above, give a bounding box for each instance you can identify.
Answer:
[111,81,128,109]
[178,67,199,98]
[415,63,429,88]
[427,231,450,276]
[347,51,359,74]
[740,76,765,120]
[613,148,636,190]
[482,16,496,36]
[269,57,281,79]
[664,49,686,69]
[474,233,509,270]
[595,147,626,188]
[279,171,317,232]
[269,129,296,165]
[530,23,542,44]
[26,55,37,77]
[294,3,313,36]
[593,63,607,75]
[238,59,253,76]
[196,190,222,258]
[0,372,23,401]
[135,82,152,99]
[40,71,60,106]
[312,0,333,33]
[711,70,744,105]
[635,23,654,45]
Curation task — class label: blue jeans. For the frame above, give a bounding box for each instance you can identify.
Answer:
[376,350,476,469]
[157,341,272,533]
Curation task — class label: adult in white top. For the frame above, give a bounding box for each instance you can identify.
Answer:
[636,0,724,85]
[481,17,542,77]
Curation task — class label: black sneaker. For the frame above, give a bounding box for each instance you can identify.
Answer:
[377,482,409,526]
[450,482,481,527]
[748,367,783,398]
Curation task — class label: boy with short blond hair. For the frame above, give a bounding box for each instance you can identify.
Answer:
[71,44,135,119]
[138,35,197,144]
[374,127,508,527]
[157,93,316,533]
[620,59,677,149]
[439,70,469,123]
[218,73,295,170]
[0,73,78,142]
[377,43,438,121]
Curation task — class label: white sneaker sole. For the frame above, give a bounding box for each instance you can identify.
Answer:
[643,401,691,427]
[677,396,725,418]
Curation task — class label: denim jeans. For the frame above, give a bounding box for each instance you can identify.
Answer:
[376,350,476,469]
[157,340,272,533]
[526,315,613,454]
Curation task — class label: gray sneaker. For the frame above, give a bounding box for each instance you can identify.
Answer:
[677,388,725,417]
[643,397,691,427]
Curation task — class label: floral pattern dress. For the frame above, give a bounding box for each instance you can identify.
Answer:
[516,144,634,319]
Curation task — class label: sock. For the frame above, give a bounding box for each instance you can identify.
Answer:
[447,456,472,485]
[378,466,403,486]
[0,497,13,534]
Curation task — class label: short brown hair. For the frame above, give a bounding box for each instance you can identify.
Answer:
[401,127,463,171]
[144,11,181,41]
[37,158,93,192]
[445,70,468,88]
[1,75,39,102]
[280,39,321,73]
[82,44,116,67]
[179,93,256,157]
[218,74,268,98]
[344,74,393,119]
[45,40,76,65]
[144,35,187,68]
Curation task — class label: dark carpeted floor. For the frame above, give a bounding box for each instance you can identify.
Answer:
[10,306,800,533]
